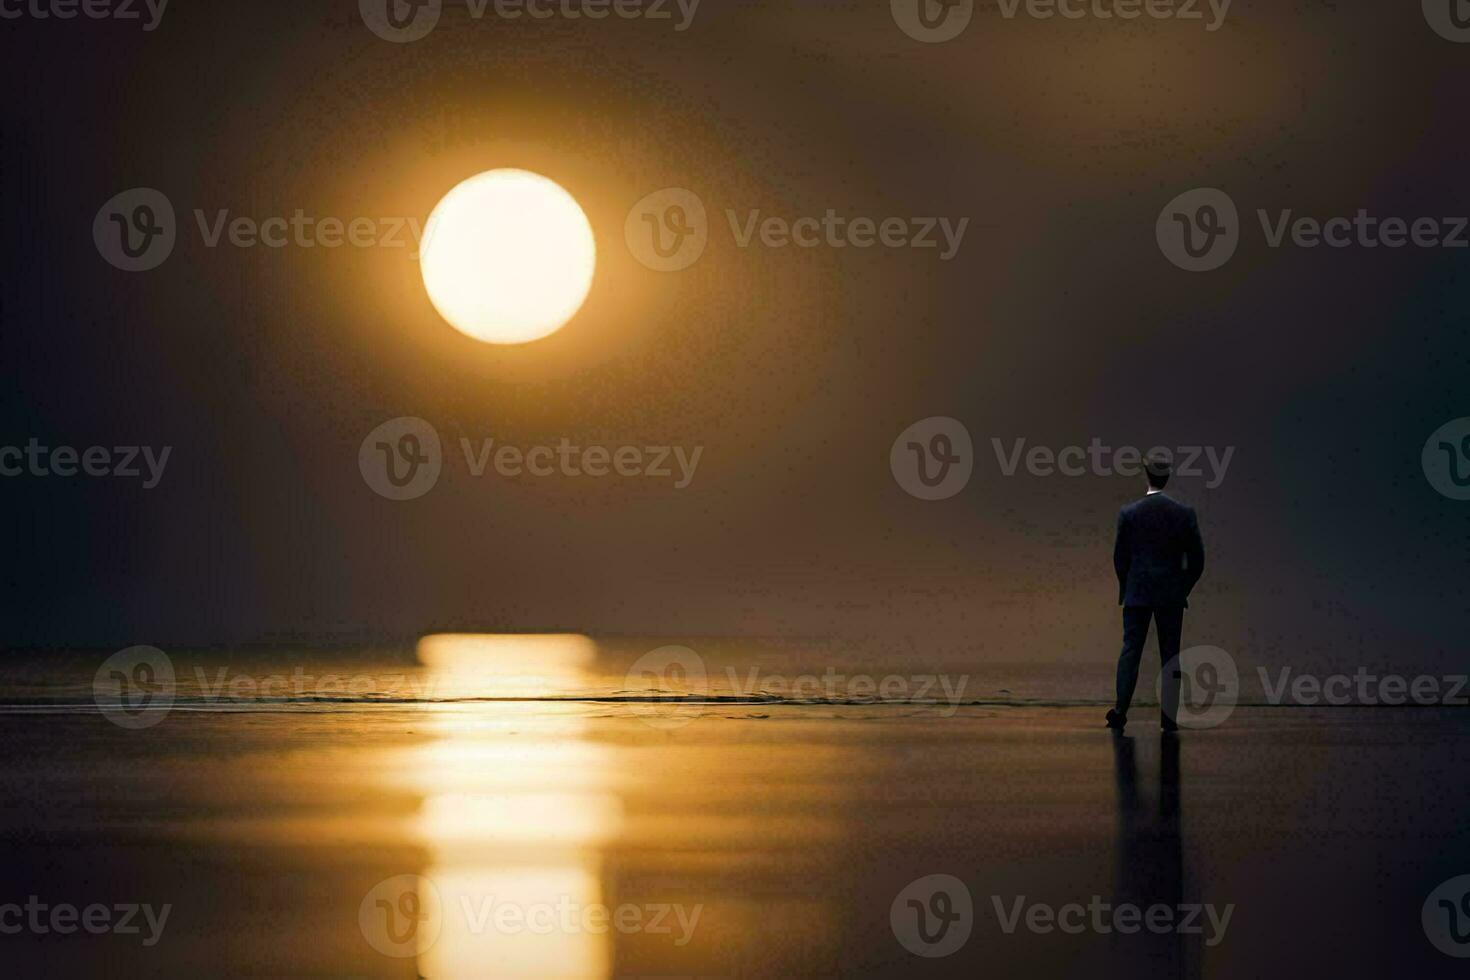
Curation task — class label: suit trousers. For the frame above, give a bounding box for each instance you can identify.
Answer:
[1114,606,1184,722]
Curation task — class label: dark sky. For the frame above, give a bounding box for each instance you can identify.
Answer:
[3,1,1468,672]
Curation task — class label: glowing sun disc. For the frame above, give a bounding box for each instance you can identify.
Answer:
[420,169,596,345]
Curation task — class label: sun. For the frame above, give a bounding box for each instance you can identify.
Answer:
[419,169,596,345]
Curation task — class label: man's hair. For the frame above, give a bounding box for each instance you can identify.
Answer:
[1145,452,1171,490]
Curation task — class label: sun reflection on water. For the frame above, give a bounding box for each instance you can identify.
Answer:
[408,634,619,979]
[415,632,599,699]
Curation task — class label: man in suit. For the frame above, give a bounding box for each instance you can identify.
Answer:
[1106,453,1206,732]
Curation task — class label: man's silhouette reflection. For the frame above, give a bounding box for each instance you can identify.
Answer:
[1110,733,1190,978]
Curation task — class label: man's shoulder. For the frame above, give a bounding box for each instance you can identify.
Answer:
[1166,494,1197,514]
[1125,494,1198,518]
[1158,494,1199,520]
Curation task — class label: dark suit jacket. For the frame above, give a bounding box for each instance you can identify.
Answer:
[1113,493,1205,608]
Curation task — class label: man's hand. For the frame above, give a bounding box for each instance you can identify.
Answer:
[1184,508,1205,593]
[1113,510,1130,605]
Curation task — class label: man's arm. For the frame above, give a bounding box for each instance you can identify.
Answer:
[1113,510,1130,605]
[1184,508,1205,594]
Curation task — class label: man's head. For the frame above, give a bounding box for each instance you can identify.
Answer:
[1145,452,1171,490]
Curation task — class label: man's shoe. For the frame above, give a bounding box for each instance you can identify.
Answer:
[1105,709,1126,730]
[1160,717,1180,733]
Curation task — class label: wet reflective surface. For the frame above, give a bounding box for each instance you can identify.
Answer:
[1,638,1468,977]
